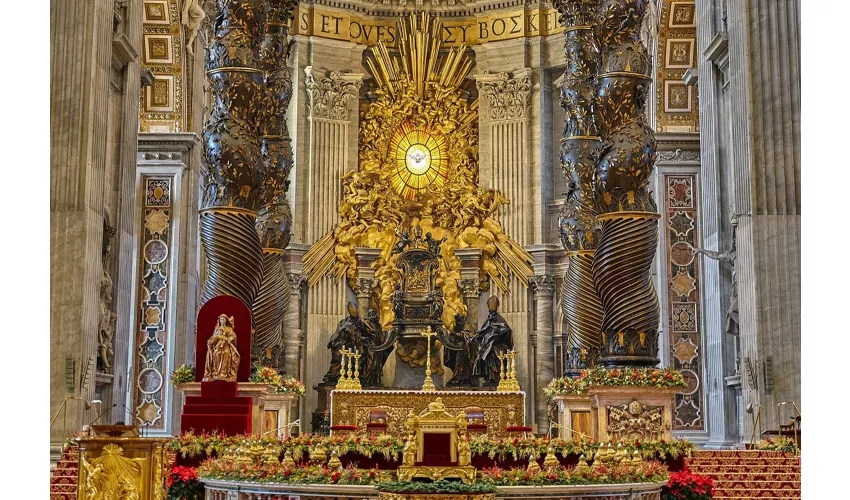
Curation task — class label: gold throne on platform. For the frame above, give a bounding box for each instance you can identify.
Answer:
[398,398,475,483]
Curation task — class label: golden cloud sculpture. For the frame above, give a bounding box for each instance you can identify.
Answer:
[304,13,533,330]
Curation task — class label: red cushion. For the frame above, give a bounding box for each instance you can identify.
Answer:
[467,423,488,431]
[366,423,388,429]
[505,426,533,432]
[330,425,358,431]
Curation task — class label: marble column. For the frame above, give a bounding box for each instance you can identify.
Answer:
[50,0,138,451]
[698,0,801,437]
[301,66,364,430]
[282,243,306,425]
[530,273,557,433]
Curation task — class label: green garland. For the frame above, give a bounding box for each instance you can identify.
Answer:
[479,462,669,486]
[168,432,692,465]
[756,437,799,454]
[377,481,499,494]
[545,367,687,396]
[199,460,394,485]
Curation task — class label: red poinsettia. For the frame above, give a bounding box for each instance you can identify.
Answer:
[662,470,714,500]
[167,465,203,500]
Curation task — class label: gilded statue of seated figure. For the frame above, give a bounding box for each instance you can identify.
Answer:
[204,314,240,381]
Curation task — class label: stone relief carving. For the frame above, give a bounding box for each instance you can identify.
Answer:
[98,220,118,374]
[476,71,531,121]
[305,68,363,121]
[657,148,701,162]
[607,400,664,441]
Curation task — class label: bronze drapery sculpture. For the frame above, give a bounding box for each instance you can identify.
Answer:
[444,313,478,387]
[473,296,514,387]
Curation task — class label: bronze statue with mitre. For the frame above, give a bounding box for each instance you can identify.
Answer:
[473,296,514,387]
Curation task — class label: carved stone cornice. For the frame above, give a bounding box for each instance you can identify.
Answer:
[530,274,557,296]
[657,149,701,162]
[287,273,306,294]
[475,69,532,121]
[305,67,364,121]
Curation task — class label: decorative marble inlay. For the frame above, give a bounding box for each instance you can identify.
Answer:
[664,174,704,430]
[132,176,175,429]
[141,0,184,132]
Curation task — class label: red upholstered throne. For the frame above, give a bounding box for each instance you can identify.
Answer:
[180,295,254,436]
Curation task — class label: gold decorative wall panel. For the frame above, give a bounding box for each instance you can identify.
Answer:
[141,0,184,132]
[655,1,699,132]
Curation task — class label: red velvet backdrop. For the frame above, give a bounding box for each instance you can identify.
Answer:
[195,295,253,382]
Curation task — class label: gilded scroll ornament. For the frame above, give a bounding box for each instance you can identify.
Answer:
[303,13,533,331]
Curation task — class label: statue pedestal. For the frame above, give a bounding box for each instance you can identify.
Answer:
[554,386,679,442]
[263,393,298,437]
[178,382,273,436]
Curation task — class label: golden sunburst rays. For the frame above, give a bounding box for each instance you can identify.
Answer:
[366,12,475,99]
[389,122,449,199]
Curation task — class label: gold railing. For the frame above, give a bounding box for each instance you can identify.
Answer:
[50,395,84,438]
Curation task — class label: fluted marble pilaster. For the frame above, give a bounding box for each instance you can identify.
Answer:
[50,0,116,447]
[723,0,801,436]
[302,67,363,430]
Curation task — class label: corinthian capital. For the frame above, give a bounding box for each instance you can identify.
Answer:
[475,69,532,121]
[305,67,364,121]
[530,274,557,295]
[287,273,306,293]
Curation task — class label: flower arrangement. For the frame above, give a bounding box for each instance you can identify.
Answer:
[478,461,669,486]
[167,431,692,467]
[167,465,203,500]
[170,364,195,386]
[168,431,405,463]
[198,459,393,485]
[249,365,306,396]
[469,434,693,462]
[661,470,714,500]
[756,436,799,454]
[376,481,499,493]
[545,367,687,396]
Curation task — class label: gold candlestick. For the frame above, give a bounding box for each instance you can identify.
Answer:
[497,353,507,392]
[352,349,362,390]
[336,348,349,390]
[421,327,437,391]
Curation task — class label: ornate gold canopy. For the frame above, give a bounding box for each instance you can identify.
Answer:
[304,13,533,329]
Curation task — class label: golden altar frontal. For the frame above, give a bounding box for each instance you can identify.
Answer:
[76,426,169,500]
[330,389,525,439]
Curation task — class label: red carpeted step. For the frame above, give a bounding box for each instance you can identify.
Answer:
[200,380,239,398]
[181,403,253,415]
[181,413,252,436]
[50,445,80,500]
[687,464,799,474]
[712,490,801,499]
[186,396,253,405]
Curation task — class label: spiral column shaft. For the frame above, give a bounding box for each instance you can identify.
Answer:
[199,209,264,307]
[593,214,661,367]
[563,251,603,352]
[252,249,289,369]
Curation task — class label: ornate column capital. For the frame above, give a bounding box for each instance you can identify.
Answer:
[458,278,481,299]
[352,277,377,299]
[530,274,557,296]
[305,67,364,121]
[474,69,532,121]
[287,273,306,294]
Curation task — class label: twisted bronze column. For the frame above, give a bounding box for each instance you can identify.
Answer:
[554,0,604,370]
[591,0,660,367]
[199,0,297,311]
[250,1,297,369]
